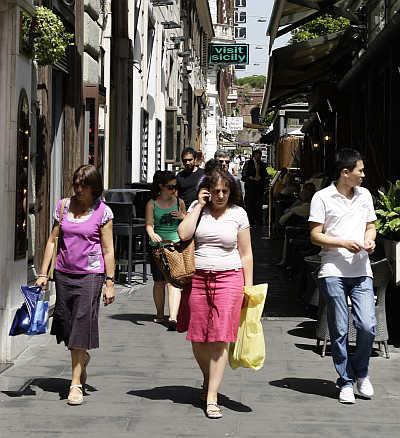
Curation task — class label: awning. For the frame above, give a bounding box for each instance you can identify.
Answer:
[261,31,354,115]
[267,0,360,51]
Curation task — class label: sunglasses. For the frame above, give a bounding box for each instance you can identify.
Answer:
[218,159,230,164]
[165,184,177,190]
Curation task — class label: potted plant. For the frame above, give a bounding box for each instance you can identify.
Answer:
[375,180,400,285]
[21,6,73,66]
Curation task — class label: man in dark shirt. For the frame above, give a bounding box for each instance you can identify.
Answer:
[242,149,267,225]
[176,147,205,209]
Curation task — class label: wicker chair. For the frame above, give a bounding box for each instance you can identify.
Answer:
[314,258,392,358]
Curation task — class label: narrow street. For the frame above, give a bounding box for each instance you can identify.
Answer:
[1,234,399,438]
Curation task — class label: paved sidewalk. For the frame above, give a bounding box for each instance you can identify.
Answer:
[1,242,400,436]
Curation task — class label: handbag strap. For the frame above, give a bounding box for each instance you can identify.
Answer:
[58,198,68,231]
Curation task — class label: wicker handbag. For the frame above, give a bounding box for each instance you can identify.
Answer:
[48,198,67,281]
[153,239,195,288]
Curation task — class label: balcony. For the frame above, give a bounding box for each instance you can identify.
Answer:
[213,23,235,43]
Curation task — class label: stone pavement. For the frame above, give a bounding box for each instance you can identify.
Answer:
[1,235,400,437]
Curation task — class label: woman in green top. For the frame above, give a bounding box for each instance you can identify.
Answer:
[145,170,186,330]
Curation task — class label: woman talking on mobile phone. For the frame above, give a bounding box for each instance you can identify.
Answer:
[178,169,253,419]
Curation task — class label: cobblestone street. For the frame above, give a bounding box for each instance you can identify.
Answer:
[1,234,400,437]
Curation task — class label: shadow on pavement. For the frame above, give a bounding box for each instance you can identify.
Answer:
[2,377,97,400]
[269,377,337,399]
[127,385,252,412]
[287,320,317,339]
[109,313,156,326]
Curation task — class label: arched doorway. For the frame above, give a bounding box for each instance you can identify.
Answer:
[14,89,30,260]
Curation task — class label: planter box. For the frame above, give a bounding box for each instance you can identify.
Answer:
[383,239,400,286]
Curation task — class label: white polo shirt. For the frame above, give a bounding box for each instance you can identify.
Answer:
[308,183,376,278]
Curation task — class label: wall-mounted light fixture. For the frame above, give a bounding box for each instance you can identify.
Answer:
[313,143,319,149]
[178,50,191,57]
[161,21,181,29]
[151,0,174,6]
[170,36,185,43]
[324,135,330,141]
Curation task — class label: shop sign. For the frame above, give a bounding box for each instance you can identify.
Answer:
[225,116,244,132]
[208,44,249,65]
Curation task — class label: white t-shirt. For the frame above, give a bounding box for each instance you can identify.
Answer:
[308,183,376,278]
[188,202,250,271]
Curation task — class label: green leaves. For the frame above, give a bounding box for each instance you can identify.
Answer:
[234,75,266,88]
[290,14,350,43]
[21,6,73,66]
[375,180,400,241]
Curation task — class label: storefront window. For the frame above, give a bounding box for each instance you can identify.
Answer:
[368,0,386,42]
[389,0,400,18]
[15,90,30,260]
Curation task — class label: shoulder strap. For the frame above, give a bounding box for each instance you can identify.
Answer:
[59,198,68,228]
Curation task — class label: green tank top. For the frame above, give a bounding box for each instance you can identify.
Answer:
[150,198,181,246]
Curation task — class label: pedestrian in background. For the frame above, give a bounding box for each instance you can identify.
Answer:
[242,149,267,225]
[309,148,377,404]
[35,164,115,406]
[176,147,205,209]
[214,149,243,203]
[195,150,205,169]
[145,170,186,330]
[178,170,253,419]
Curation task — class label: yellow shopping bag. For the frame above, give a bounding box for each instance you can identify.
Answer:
[229,283,268,370]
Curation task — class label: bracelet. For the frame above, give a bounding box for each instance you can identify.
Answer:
[105,276,115,283]
[37,274,48,279]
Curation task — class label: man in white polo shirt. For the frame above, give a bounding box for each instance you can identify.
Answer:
[309,148,377,404]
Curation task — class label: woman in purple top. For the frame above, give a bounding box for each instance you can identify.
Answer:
[35,165,115,406]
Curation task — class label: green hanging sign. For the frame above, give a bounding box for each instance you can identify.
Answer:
[208,44,249,65]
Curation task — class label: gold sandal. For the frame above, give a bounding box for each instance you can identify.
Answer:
[206,402,222,419]
[80,352,90,387]
[68,384,83,405]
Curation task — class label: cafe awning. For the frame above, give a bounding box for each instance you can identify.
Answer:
[267,0,362,51]
[261,31,354,115]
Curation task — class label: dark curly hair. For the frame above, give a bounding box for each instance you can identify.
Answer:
[198,170,242,207]
[151,170,176,199]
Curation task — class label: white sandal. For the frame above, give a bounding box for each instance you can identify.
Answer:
[68,384,83,405]
[206,402,222,419]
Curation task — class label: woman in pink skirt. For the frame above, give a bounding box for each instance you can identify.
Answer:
[178,169,253,419]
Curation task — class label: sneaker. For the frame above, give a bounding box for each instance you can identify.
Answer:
[356,376,374,398]
[339,386,355,404]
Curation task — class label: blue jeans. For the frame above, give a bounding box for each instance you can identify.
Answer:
[318,276,376,388]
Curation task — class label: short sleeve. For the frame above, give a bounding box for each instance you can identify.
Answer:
[308,193,325,224]
[54,199,69,222]
[365,191,377,222]
[187,200,198,213]
[101,205,114,226]
[237,207,250,231]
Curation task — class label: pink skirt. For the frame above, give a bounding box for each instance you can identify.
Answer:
[181,269,244,343]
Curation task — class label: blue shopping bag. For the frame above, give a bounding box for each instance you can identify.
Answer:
[9,286,49,336]
[28,298,49,335]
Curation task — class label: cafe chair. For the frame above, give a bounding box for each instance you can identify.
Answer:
[106,202,148,285]
[315,258,392,358]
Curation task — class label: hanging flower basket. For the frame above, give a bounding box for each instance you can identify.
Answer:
[21,6,73,66]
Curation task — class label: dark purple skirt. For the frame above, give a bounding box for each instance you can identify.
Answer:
[51,270,104,350]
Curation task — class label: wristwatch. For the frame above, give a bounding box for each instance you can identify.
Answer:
[105,276,115,283]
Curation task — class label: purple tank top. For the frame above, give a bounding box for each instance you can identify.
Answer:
[55,199,106,274]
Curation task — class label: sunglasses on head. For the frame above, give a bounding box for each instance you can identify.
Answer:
[165,184,177,190]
